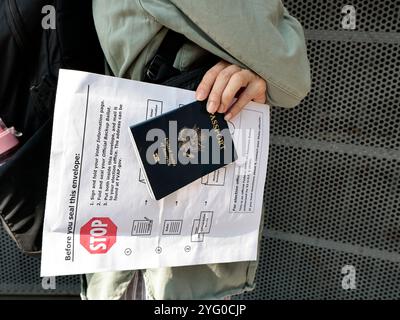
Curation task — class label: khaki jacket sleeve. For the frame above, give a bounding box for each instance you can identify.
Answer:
[93,0,311,108]
[140,0,311,108]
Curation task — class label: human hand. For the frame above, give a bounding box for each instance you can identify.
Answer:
[195,60,267,121]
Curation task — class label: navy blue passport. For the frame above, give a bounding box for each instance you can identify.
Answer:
[129,100,237,200]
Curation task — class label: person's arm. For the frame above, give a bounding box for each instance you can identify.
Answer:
[93,0,311,108]
[162,0,311,108]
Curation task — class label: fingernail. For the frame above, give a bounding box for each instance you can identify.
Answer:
[224,113,232,121]
[217,104,225,114]
[207,101,217,113]
[196,90,206,101]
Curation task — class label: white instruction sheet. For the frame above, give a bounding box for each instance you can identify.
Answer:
[40,69,270,276]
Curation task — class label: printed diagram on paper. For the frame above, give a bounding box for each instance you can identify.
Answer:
[40,70,270,276]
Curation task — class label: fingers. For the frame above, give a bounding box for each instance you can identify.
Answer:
[207,65,242,114]
[219,70,253,113]
[224,79,267,121]
[196,60,267,119]
[195,61,229,102]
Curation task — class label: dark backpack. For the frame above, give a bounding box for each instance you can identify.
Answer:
[0,0,104,255]
[0,2,216,256]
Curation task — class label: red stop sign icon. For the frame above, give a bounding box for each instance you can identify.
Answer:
[80,217,117,254]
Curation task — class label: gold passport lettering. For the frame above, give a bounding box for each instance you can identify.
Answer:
[209,114,225,150]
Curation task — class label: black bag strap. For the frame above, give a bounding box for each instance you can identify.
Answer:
[143,30,186,83]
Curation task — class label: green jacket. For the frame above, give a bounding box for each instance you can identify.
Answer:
[85,0,311,300]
